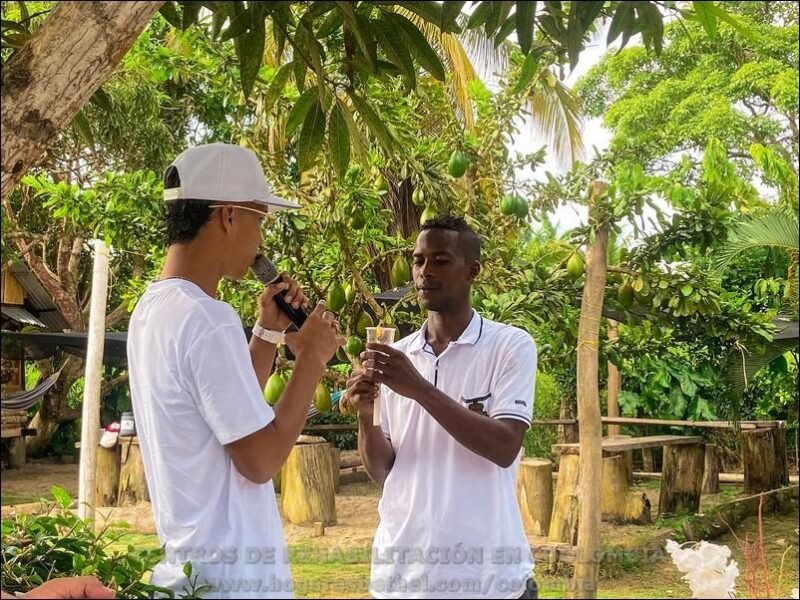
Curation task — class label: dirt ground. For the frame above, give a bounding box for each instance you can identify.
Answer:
[2,459,798,598]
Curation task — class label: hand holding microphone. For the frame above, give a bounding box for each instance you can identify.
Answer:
[251,255,343,366]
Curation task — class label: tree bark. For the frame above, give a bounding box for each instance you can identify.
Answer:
[281,442,337,525]
[25,358,84,457]
[96,443,120,506]
[658,443,705,515]
[118,437,150,505]
[571,182,609,599]
[742,427,789,494]
[549,454,580,545]
[1,1,164,199]
[702,443,721,495]
[558,392,579,444]
[517,458,554,536]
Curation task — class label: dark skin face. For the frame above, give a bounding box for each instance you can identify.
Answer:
[413,228,480,314]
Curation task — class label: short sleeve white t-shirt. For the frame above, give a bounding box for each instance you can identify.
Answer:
[127,279,292,599]
[371,311,537,599]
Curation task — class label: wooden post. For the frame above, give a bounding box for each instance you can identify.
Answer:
[96,443,120,506]
[549,454,580,545]
[702,444,720,495]
[118,437,150,505]
[281,442,337,525]
[517,458,554,536]
[659,443,705,515]
[606,321,621,438]
[78,240,109,522]
[571,181,609,599]
[742,427,789,494]
[330,447,341,493]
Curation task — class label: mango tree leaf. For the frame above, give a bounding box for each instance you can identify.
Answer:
[286,88,318,136]
[220,8,251,41]
[181,1,202,30]
[263,62,293,113]
[467,1,492,29]
[373,17,416,88]
[348,91,395,152]
[336,97,367,160]
[396,2,444,28]
[387,12,445,82]
[158,2,183,29]
[71,110,95,148]
[328,103,350,178]
[692,1,717,39]
[495,15,517,48]
[607,2,635,47]
[512,48,542,94]
[297,99,326,172]
[336,1,377,72]
[515,0,536,54]
[440,1,466,32]
[235,11,265,98]
[317,9,343,38]
[89,88,113,112]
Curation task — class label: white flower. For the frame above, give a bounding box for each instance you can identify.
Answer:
[665,540,739,599]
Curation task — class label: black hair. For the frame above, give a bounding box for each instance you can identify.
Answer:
[163,165,213,244]
[419,214,481,262]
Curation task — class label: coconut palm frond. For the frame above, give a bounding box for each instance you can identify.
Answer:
[715,208,800,273]
[527,70,585,168]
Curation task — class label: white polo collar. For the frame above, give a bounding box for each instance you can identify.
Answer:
[408,310,484,355]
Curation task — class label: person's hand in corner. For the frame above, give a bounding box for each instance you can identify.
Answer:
[1,576,115,599]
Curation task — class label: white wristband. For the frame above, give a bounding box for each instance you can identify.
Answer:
[252,323,285,345]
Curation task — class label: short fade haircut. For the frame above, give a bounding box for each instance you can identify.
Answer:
[419,214,481,263]
[163,164,213,245]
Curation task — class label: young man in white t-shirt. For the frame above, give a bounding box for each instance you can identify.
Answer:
[345,215,538,599]
[127,143,341,599]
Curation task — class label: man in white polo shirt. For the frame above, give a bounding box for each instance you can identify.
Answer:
[345,215,538,599]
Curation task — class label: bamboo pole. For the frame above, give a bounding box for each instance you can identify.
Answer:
[78,240,109,522]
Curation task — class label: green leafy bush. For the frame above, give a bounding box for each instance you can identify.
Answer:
[523,372,561,459]
[1,487,169,598]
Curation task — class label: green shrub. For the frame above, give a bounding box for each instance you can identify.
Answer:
[523,372,561,459]
[1,487,177,598]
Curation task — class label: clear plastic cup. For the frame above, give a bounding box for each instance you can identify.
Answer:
[366,326,397,426]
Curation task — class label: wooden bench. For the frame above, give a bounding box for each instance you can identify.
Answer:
[551,434,704,456]
[550,435,707,527]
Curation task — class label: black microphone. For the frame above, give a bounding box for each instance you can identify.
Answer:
[250,254,307,329]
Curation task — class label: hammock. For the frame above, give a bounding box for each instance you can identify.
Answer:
[1,370,62,411]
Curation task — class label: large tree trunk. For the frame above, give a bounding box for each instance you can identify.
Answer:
[1,1,163,199]
[26,358,84,457]
[570,183,609,599]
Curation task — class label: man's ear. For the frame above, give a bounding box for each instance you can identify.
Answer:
[468,261,481,282]
[220,205,235,233]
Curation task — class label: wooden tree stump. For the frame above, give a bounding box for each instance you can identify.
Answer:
[96,444,120,506]
[330,447,341,493]
[601,455,650,524]
[742,427,789,494]
[702,444,720,495]
[549,454,580,544]
[517,458,553,536]
[7,437,26,468]
[282,442,337,525]
[658,443,705,515]
[118,438,149,506]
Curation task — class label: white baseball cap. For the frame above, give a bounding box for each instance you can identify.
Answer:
[162,142,299,212]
